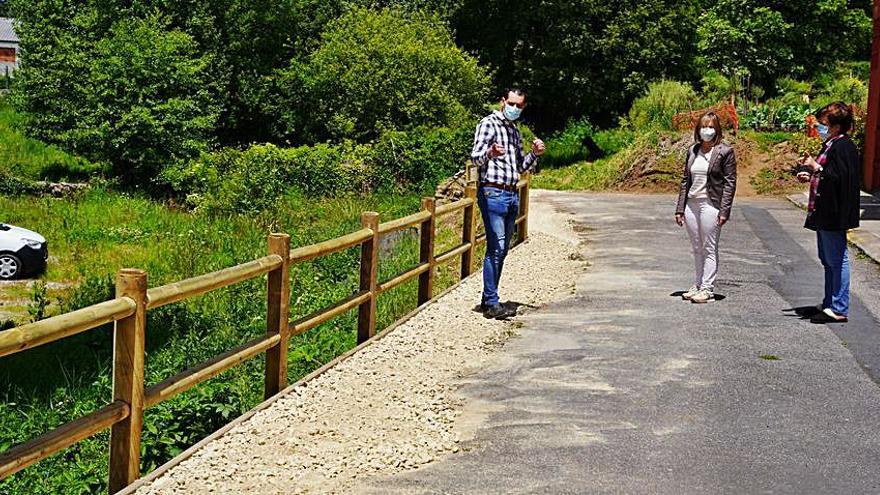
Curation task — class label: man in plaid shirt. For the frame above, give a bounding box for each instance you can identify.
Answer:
[471,88,546,319]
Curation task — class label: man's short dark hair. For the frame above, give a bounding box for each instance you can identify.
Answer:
[816,101,854,134]
[503,87,527,100]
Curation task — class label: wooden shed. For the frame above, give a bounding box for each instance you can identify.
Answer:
[0,17,19,77]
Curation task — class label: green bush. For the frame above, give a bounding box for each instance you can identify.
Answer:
[11,12,219,187]
[593,128,635,156]
[164,123,473,213]
[815,76,868,109]
[0,97,104,182]
[277,7,490,143]
[163,143,373,213]
[628,80,699,131]
[371,125,472,190]
[0,173,40,195]
[541,118,595,169]
[775,78,813,105]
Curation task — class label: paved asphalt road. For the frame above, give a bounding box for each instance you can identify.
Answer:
[360,193,880,495]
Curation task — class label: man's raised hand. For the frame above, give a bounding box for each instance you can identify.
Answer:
[532,139,546,156]
[488,142,505,159]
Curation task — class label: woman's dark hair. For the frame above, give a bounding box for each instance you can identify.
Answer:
[816,102,853,134]
[693,112,723,146]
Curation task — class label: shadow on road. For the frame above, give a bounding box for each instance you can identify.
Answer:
[668,290,727,301]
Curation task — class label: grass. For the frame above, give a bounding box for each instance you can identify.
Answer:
[0,98,104,182]
[532,129,651,192]
[740,130,794,153]
[0,187,486,495]
[533,155,623,191]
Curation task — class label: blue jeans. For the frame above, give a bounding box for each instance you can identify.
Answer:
[817,230,850,316]
[477,186,519,306]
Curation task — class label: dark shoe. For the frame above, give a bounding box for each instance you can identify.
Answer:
[810,309,848,324]
[484,304,513,320]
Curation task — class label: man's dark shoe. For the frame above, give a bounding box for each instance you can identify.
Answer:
[483,304,513,320]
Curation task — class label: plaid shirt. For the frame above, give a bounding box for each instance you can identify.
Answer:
[470,110,538,186]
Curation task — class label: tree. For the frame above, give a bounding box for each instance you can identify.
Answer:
[276,7,490,143]
[448,0,702,130]
[696,0,871,98]
[10,5,219,186]
[86,15,219,185]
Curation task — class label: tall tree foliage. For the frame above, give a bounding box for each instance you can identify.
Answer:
[9,3,218,186]
[275,7,490,143]
[447,0,703,129]
[697,0,871,92]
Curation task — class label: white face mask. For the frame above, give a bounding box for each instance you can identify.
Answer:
[699,127,716,142]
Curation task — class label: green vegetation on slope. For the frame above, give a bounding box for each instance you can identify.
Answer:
[0,187,483,494]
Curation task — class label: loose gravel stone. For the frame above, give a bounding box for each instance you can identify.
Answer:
[134,203,583,495]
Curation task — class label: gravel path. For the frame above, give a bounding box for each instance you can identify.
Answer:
[133,195,584,495]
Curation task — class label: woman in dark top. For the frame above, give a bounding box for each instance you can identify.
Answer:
[796,102,861,323]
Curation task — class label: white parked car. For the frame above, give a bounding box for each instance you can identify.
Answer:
[0,223,48,280]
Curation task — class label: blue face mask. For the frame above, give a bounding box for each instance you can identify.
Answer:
[817,123,830,140]
[503,103,522,121]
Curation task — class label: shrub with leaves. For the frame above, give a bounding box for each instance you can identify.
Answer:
[540,119,596,169]
[627,80,699,131]
[277,7,490,143]
[11,10,219,187]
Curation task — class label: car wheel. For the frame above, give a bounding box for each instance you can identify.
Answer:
[0,253,21,280]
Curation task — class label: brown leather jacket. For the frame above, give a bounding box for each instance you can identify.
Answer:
[675,142,737,219]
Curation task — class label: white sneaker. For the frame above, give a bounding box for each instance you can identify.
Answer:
[682,285,700,300]
[691,289,715,304]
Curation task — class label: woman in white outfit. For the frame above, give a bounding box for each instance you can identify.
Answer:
[674,112,737,303]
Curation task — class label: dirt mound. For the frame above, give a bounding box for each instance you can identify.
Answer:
[616,131,801,197]
[616,132,692,193]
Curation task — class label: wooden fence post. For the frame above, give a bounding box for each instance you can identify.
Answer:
[518,173,531,245]
[109,269,147,494]
[461,185,478,279]
[418,198,436,305]
[358,212,379,344]
[264,233,291,400]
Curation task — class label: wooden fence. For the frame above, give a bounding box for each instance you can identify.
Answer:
[0,175,531,494]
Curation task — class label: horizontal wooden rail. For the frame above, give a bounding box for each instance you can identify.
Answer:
[0,401,129,480]
[476,233,487,245]
[435,243,471,265]
[0,298,136,358]
[378,210,431,235]
[147,255,283,309]
[289,228,373,264]
[516,215,526,226]
[145,334,282,408]
[290,290,372,337]
[434,197,474,218]
[377,262,430,294]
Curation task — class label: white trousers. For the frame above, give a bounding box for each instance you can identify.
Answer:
[684,197,722,291]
